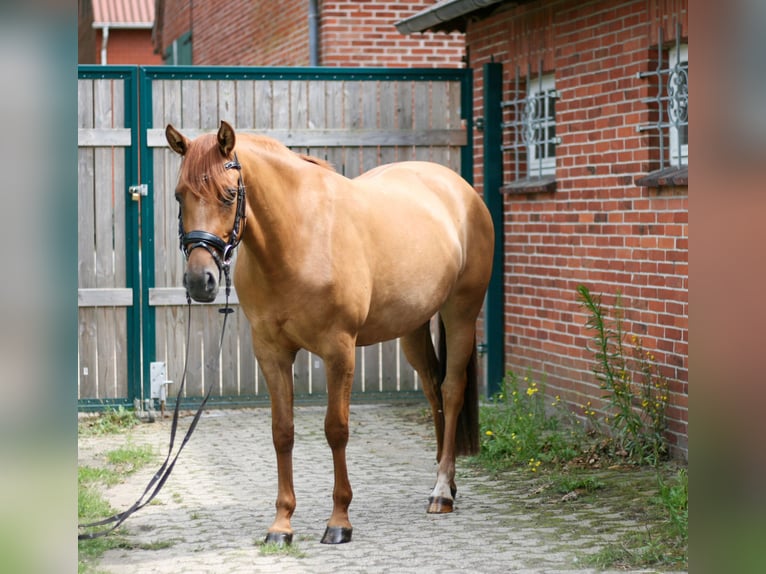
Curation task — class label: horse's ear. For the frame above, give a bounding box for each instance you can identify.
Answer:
[217,121,236,158]
[165,124,190,156]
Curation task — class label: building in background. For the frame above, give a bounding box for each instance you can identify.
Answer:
[152,0,464,67]
[399,0,688,458]
[79,0,163,65]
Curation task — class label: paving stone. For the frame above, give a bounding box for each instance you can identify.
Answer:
[78,404,686,573]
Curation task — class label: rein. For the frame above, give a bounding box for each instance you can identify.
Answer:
[78,154,245,540]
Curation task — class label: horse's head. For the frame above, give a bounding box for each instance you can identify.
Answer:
[166,121,246,302]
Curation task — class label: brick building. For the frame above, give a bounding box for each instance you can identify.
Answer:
[79,0,163,65]
[151,0,688,458]
[152,0,464,66]
[399,0,688,458]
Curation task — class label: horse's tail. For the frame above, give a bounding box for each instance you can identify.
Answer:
[438,318,480,457]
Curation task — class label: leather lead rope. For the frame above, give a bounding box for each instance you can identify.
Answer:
[78,278,235,540]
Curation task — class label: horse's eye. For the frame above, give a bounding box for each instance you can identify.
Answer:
[222,188,237,206]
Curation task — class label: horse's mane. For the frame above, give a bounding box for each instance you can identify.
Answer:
[242,134,335,171]
[177,133,233,202]
[178,133,335,201]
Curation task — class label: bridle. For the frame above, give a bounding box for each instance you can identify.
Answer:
[79,153,246,540]
[178,152,247,295]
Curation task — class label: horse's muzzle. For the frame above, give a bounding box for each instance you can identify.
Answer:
[184,266,219,302]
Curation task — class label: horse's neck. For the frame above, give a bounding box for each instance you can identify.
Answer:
[239,149,306,274]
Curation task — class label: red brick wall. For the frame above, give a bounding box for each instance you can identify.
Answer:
[190,0,310,65]
[153,0,191,61]
[154,0,463,67]
[95,29,163,65]
[468,0,688,458]
[319,0,464,67]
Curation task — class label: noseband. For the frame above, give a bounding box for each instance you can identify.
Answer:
[178,153,246,292]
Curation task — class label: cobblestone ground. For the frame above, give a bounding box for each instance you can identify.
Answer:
[78,404,685,573]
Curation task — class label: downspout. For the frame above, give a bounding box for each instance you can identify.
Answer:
[100,25,109,65]
[308,0,319,66]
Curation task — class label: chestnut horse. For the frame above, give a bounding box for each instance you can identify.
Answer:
[165,121,494,545]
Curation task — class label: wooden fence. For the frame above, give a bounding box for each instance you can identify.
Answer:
[78,66,472,409]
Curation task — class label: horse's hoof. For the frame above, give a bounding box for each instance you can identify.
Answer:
[320,526,353,544]
[264,531,293,546]
[427,496,454,514]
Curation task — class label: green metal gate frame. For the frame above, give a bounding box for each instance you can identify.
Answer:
[79,64,481,410]
[78,65,142,410]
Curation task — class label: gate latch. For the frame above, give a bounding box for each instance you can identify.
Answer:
[150,362,173,417]
[129,184,148,201]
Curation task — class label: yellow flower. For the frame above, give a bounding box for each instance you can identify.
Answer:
[526,386,539,396]
[485,430,493,436]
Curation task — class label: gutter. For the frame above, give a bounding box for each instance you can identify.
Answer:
[395,0,502,35]
[308,0,319,66]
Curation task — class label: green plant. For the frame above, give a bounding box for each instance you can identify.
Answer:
[576,285,669,465]
[256,540,307,558]
[655,467,688,541]
[550,473,606,495]
[79,406,140,436]
[106,443,155,474]
[78,442,158,571]
[479,372,586,471]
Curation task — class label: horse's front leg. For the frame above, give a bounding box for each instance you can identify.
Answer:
[320,338,356,544]
[257,345,298,545]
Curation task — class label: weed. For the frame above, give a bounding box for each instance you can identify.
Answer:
[550,473,606,495]
[654,467,688,541]
[79,406,140,436]
[576,284,670,465]
[256,540,307,558]
[106,443,155,475]
[478,372,587,471]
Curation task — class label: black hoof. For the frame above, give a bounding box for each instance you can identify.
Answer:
[264,531,293,546]
[320,526,353,544]
[427,496,454,514]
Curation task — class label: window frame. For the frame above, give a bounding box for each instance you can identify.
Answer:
[525,73,558,177]
[668,43,688,167]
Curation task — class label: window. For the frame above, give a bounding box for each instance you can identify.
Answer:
[668,43,688,167]
[525,74,558,176]
[164,31,192,65]
[638,25,688,173]
[502,64,559,191]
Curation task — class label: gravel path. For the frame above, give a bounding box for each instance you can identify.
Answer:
[78,403,684,573]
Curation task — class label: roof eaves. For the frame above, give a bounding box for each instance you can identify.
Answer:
[93,21,154,29]
[395,0,504,35]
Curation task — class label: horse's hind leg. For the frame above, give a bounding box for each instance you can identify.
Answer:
[400,321,445,461]
[427,306,481,514]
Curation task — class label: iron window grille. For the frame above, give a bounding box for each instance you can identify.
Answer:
[502,62,560,183]
[638,24,688,169]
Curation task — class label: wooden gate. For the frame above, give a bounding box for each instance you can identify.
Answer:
[78,65,473,410]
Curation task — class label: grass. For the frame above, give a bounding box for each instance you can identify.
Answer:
[78,413,163,573]
[256,540,308,558]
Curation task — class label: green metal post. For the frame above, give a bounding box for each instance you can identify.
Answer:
[124,66,142,405]
[138,66,156,405]
[483,62,505,397]
[460,67,474,185]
